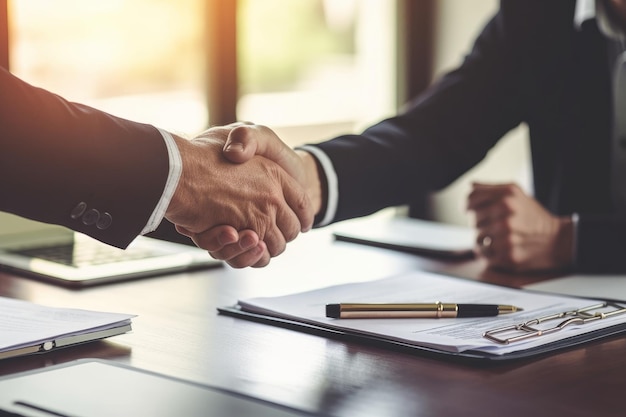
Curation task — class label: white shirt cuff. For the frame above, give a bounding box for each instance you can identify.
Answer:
[140,129,183,234]
[297,145,338,227]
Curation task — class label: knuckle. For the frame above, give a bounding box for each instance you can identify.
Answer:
[203,239,223,252]
[284,227,299,243]
[501,197,515,213]
[296,191,310,213]
[230,125,254,143]
[263,233,282,257]
[503,183,517,193]
[256,124,270,134]
[271,240,287,257]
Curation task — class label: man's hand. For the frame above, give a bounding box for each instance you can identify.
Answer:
[164,125,314,267]
[198,124,323,268]
[467,182,574,272]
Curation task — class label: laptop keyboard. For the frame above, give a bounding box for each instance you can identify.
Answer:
[10,243,161,267]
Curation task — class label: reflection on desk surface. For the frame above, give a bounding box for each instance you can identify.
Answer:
[0,227,624,417]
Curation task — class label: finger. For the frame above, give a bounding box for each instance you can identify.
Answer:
[467,182,515,210]
[251,241,271,268]
[263,226,286,257]
[175,224,194,238]
[225,242,270,268]
[475,222,510,257]
[206,230,261,261]
[181,225,239,252]
[279,169,314,233]
[248,170,309,256]
[261,217,289,258]
[210,226,240,251]
[472,203,510,228]
[252,254,271,268]
[481,231,519,270]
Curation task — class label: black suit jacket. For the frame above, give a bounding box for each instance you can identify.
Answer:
[0,67,170,248]
[314,0,626,272]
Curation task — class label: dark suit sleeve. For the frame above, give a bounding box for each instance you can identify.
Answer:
[313,0,626,273]
[0,67,170,248]
[311,3,530,223]
[576,216,626,273]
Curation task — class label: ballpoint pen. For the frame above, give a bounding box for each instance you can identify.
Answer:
[325,302,523,319]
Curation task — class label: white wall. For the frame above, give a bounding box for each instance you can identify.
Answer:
[425,0,532,226]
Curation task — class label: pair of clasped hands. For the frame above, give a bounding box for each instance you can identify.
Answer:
[166,123,575,272]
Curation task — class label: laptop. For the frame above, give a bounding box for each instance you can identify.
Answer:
[332,215,477,259]
[0,360,322,417]
[0,213,220,287]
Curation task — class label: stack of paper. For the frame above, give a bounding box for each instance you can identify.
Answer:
[0,296,134,360]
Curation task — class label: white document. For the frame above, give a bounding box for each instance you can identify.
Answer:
[0,296,134,359]
[525,275,626,301]
[237,271,626,356]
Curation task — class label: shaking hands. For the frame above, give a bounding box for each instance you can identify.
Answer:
[165,122,577,273]
[165,123,321,268]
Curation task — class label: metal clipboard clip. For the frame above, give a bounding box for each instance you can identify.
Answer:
[483,302,626,344]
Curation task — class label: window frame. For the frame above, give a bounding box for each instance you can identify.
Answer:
[1,0,434,129]
[1,0,8,69]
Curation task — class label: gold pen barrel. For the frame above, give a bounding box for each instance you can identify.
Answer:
[338,302,458,318]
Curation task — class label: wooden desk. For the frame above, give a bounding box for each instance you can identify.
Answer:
[0,228,623,416]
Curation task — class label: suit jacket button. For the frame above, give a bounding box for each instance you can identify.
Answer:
[96,212,113,230]
[70,202,87,219]
[82,209,100,226]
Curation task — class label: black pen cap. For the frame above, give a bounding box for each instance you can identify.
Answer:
[326,304,341,318]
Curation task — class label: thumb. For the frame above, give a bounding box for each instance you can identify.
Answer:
[222,124,259,164]
[224,125,305,184]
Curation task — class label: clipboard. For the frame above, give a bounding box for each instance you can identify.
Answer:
[218,272,626,363]
[218,304,626,363]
